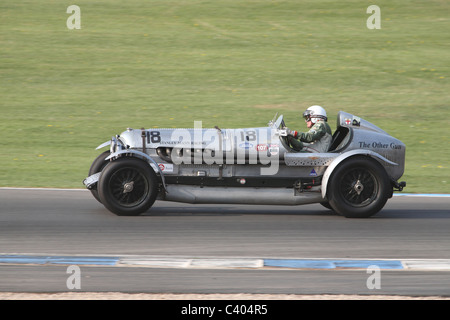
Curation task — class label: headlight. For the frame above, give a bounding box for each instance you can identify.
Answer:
[110,136,117,153]
[110,136,124,153]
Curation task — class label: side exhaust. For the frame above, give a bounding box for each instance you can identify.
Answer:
[162,185,323,205]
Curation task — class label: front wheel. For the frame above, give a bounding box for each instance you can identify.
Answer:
[98,157,159,216]
[328,156,390,218]
[88,151,110,203]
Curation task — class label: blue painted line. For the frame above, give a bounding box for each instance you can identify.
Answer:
[1,255,435,270]
[333,260,403,269]
[264,259,335,269]
[264,259,404,270]
[0,255,119,266]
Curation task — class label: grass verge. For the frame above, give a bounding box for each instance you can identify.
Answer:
[1,0,448,192]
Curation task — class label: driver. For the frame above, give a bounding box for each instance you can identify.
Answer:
[286,105,332,153]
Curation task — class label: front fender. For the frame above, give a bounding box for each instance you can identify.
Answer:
[321,149,397,198]
[106,149,167,191]
[96,141,110,150]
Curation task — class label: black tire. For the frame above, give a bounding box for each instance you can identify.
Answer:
[320,202,335,211]
[98,157,158,216]
[327,156,390,218]
[88,151,110,203]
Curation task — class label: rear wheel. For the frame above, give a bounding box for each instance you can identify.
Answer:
[328,156,390,218]
[98,157,158,216]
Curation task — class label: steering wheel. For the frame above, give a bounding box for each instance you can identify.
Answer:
[279,120,295,151]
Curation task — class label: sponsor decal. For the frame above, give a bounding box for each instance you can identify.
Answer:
[158,163,174,173]
[256,144,268,152]
[358,141,403,149]
[268,144,279,155]
[252,143,280,155]
[239,142,253,149]
[309,169,318,177]
[345,117,360,126]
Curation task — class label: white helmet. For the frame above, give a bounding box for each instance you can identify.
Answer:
[303,105,327,123]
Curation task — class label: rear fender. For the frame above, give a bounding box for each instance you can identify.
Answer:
[321,149,397,198]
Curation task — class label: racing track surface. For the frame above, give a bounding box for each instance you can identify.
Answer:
[0,188,449,296]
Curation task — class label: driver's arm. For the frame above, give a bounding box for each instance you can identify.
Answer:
[299,123,326,143]
[288,135,303,151]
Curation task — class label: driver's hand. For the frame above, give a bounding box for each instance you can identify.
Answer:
[286,128,298,138]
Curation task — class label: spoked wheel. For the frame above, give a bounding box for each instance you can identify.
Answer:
[328,156,390,218]
[98,157,158,216]
[340,168,378,207]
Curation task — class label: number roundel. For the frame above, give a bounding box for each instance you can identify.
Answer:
[147,131,161,144]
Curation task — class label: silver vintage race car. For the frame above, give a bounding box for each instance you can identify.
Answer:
[83,111,406,218]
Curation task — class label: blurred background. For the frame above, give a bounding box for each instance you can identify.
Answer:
[1,0,448,192]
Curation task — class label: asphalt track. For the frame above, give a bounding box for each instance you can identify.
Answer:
[0,188,449,296]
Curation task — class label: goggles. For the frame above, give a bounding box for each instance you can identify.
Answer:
[302,110,312,121]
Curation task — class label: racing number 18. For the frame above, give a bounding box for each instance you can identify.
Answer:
[147,131,161,143]
[241,130,256,142]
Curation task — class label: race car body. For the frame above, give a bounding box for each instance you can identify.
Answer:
[83,111,406,218]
